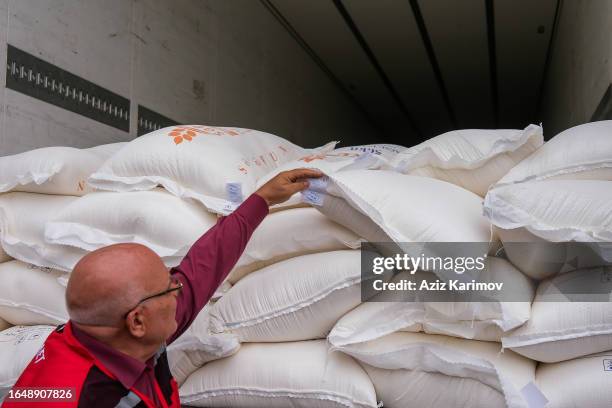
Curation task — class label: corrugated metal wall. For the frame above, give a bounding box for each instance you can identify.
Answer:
[0,0,376,155]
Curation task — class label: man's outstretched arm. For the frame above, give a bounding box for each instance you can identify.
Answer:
[168,168,322,343]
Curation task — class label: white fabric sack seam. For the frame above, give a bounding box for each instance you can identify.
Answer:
[0,300,66,323]
[45,221,191,258]
[180,386,373,408]
[502,324,612,348]
[495,161,612,188]
[0,164,63,191]
[484,191,608,240]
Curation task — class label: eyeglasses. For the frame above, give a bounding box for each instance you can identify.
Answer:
[124,275,183,318]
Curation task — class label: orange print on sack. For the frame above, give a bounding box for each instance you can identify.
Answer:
[299,154,326,163]
[168,127,201,145]
[167,126,243,144]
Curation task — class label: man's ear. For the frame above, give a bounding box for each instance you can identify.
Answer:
[125,307,146,338]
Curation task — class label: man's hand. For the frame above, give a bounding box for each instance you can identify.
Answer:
[255,168,323,206]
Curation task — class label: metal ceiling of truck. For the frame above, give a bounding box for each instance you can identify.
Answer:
[265,0,559,145]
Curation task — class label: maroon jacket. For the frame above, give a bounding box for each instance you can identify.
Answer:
[2,194,268,407]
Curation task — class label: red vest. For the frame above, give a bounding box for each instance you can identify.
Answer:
[2,323,180,408]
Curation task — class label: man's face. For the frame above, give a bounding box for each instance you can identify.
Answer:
[146,274,180,342]
[131,266,181,345]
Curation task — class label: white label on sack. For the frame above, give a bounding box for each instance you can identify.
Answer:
[604,359,612,371]
[301,189,325,206]
[222,202,240,213]
[307,176,329,192]
[226,182,243,203]
[343,152,377,169]
[520,382,549,408]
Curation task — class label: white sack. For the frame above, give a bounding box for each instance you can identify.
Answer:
[497,120,612,186]
[484,180,612,279]
[503,266,612,363]
[210,250,376,342]
[0,261,67,325]
[328,279,425,347]
[0,143,125,196]
[536,353,612,408]
[364,364,507,408]
[423,257,534,340]
[330,258,533,345]
[89,125,329,214]
[256,144,402,210]
[226,207,361,283]
[390,124,543,196]
[335,332,535,408]
[179,340,377,408]
[0,325,54,399]
[168,307,240,386]
[45,189,218,267]
[333,144,407,164]
[258,143,406,186]
[484,180,612,243]
[257,143,400,185]
[303,170,492,245]
[0,193,85,270]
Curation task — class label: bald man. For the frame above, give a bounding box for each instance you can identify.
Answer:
[3,168,322,408]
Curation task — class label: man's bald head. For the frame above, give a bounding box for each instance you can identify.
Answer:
[66,243,168,326]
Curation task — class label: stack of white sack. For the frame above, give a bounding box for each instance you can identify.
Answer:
[164,141,397,399]
[0,123,587,407]
[0,143,126,397]
[257,125,542,210]
[299,169,537,340]
[332,331,536,408]
[41,183,365,386]
[170,243,367,388]
[0,142,127,330]
[482,120,612,406]
[208,250,388,343]
[281,140,545,407]
[176,161,389,399]
[167,208,365,387]
[169,216,370,386]
[181,128,546,406]
[0,143,126,272]
[1,126,370,396]
[483,120,612,279]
